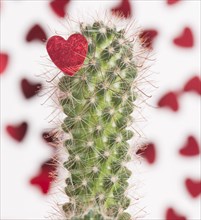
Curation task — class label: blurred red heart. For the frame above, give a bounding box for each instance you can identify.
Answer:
[42,130,59,149]
[111,0,132,18]
[179,136,200,157]
[26,24,47,43]
[50,0,70,18]
[183,76,201,95]
[167,0,180,5]
[139,29,158,50]
[0,53,9,74]
[165,207,186,220]
[46,34,88,76]
[21,78,42,99]
[185,178,201,198]
[42,131,55,144]
[136,143,156,164]
[30,158,57,194]
[173,27,194,48]
[6,122,28,142]
[158,91,179,112]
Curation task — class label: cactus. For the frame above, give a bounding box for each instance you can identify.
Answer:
[46,17,146,220]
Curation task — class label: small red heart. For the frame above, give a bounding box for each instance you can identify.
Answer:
[111,0,132,18]
[139,29,158,50]
[21,78,42,99]
[46,34,88,76]
[185,178,201,198]
[179,136,200,157]
[42,131,55,144]
[167,0,181,5]
[183,76,201,95]
[26,24,47,43]
[42,130,59,149]
[173,27,194,48]
[50,0,70,18]
[158,91,179,112]
[0,53,9,74]
[165,207,187,220]
[6,122,28,142]
[30,158,57,194]
[136,143,156,164]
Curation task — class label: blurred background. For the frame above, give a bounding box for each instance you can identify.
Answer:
[1,0,200,219]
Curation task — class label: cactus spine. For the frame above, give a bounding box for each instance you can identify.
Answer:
[49,18,144,220]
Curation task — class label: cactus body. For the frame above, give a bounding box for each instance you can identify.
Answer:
[50,19,141,220]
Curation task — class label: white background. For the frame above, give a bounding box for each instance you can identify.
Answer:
[1,0,200,219]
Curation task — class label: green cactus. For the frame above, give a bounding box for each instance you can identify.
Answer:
[51,19,141,220]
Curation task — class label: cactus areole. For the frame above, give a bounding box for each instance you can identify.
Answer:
[46,20,141,220]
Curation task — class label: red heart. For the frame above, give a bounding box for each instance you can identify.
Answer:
[42,131,55,144]
[167,0,181,5]
[42,130,59,149]
[50,0,70,18]
[111,0,132,18]
[136,143,156,164]
[46,34,88,76]
[173,27,194,48]
[165,207,187,220]
[183,76,201,95]
[30,158,57,194]
[6,122,28,142]
[179,136,200,157]
[139,29,158,50]
[185,178,201,198]
[0,53,9,74]
[158,91,179,112]
[26,24,47,43]
[21,78,42,99]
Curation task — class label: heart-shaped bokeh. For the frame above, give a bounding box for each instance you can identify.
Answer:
[185,178,201,198]
[157,91,179,112]
[46,33,88,76]
[179,136,200,157]
[173,27,194,48]
[21,78,42,99]
[139,29,158,50]
[30,158,57,194]
[26,24,47,43]
[183,75,201,95]
[50,0,70,18]
[6,122,28,142]
[111,0,132,18]
[136,143,156,164]
[167,0,181,5]
[0,53,9,74]
[165,207,186,220]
